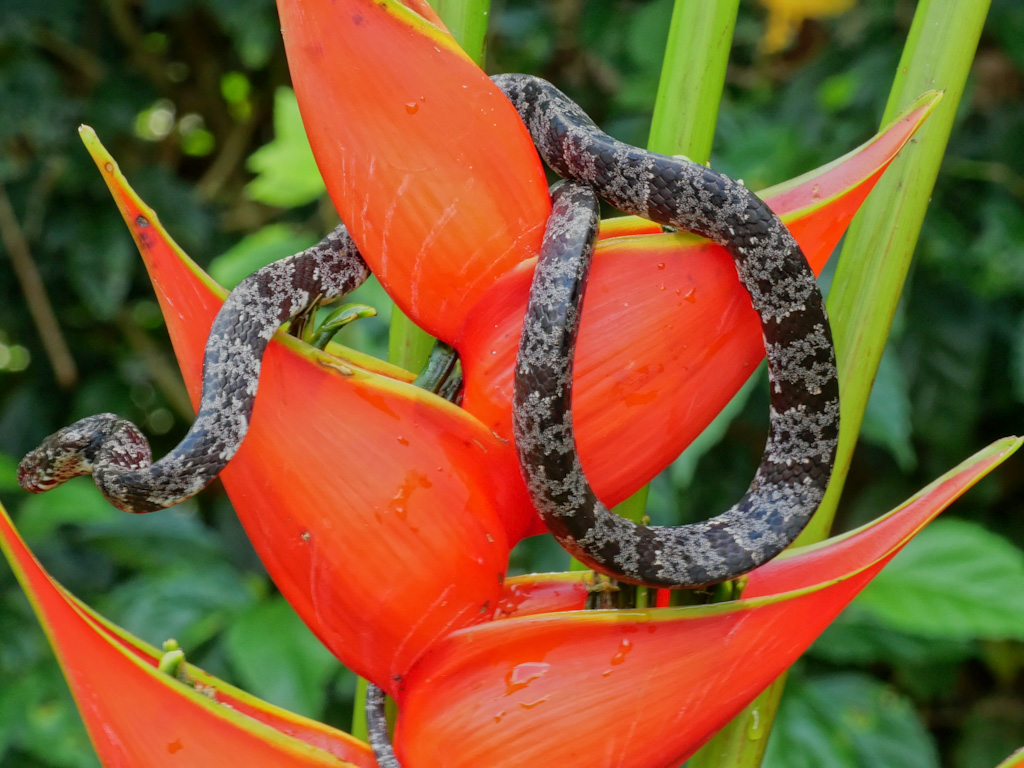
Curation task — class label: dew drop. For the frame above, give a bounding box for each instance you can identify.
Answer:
[610,638,633,666]
[504,662,549,695]
[405,102,419,115]
[746,710,764,740]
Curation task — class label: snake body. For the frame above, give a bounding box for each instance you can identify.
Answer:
[17,226,368,512]
[497,75,840,588]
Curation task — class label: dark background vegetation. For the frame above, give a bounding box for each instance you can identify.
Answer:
[1,0,1022,765]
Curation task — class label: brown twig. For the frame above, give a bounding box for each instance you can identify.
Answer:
[0,183,78,388]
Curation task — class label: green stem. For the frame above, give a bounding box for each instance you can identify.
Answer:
[429,0,490,62]
[648,0,740,164]
[697,1,992,765]
[796,0,993,544]
[608,0,738,535]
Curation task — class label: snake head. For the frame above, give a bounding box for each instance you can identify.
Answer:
[17,414,142,493]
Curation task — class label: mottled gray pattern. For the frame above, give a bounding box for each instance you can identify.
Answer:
[18,225,369,513]
[501,75,840,588]
[366,683,401,768]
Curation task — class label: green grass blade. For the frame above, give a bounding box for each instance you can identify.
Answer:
[798,0,993,544]
[648,0,740,164]
[695,1,991,764]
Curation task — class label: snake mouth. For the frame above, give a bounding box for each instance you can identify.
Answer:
[16,455,55,493]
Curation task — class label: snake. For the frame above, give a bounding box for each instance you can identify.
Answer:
[18,75,838,575]
[17,226,369,512]
[496,74,840,589]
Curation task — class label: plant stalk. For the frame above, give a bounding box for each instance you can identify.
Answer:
[697,0,993,764]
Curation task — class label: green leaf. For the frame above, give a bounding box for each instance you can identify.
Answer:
[65,216,135,321]
[223,596,342,719]
[954,701,1024,768]
[15,482,119,542]
[207,224,318,289]
[245,88,326,208]
[810,605,974,667]
[76,507,225,571]
[763,673,939,768]
[97,561,259,650]
[0,454,20,492]
[861,346,916,471]
[854,518,1024,640]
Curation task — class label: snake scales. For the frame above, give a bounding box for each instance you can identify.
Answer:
[17,227,369,512]
[499,74,839,588]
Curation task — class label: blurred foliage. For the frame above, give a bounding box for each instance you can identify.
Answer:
[0,0,1021,766]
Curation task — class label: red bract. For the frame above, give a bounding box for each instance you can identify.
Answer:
[276,0,940,505]
[277,0,551,341]
[395,438,1022,767]
[0,501,377,767]
[457,92,938,502]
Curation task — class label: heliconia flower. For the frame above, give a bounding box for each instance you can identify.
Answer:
[394,437,1022,768]
[0,501,378,767]
[277,0,941,506]
[79,129,533,695]
[76,76,934,693]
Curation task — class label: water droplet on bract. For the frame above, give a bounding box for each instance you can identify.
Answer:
[657,262,666,270]
[746,710,764,740]
[405,102,419,115]
[397,435,409,446]
[519,697,548,710]
[683,288,697,303]
[610,638,633,666]
[504,662,550,695]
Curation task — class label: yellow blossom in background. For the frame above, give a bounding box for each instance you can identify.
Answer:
[759,0,857,53]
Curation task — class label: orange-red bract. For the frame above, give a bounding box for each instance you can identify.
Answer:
[80,128,536,695]
[0,501,378,767]
[277,0,551,341]
[395,438,1022,768]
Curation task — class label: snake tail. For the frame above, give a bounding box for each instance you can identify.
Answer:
[366,683,402,768]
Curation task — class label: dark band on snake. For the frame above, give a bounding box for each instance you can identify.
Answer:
[498,75,840,588]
